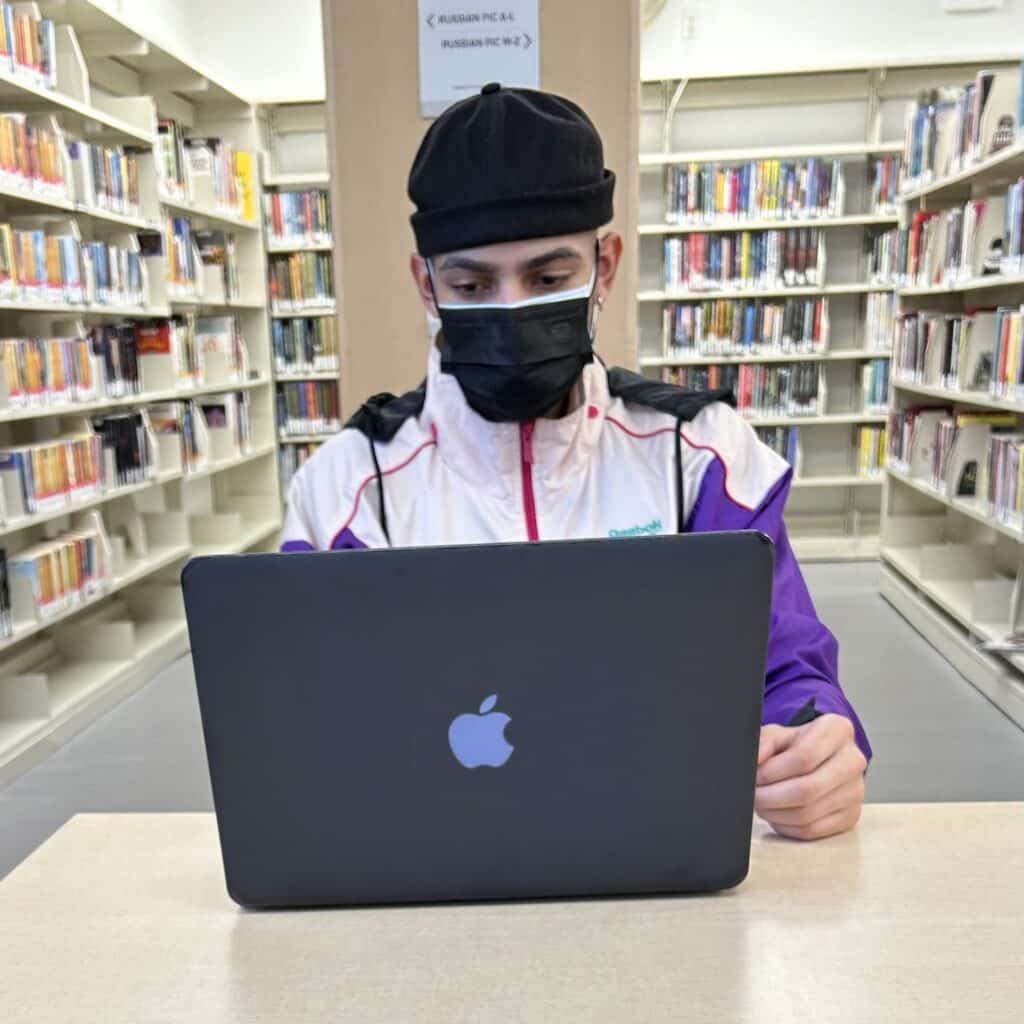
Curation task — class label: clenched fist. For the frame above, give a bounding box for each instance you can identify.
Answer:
[755,713,867,841]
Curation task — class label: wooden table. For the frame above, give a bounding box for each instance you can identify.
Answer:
[2,805,1022,1023]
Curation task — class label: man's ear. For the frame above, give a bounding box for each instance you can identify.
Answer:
[596,232,623,305]
[410,253,438,315]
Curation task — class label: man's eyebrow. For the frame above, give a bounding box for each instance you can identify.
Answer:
[436,256,496,273]
[519,248,584,272]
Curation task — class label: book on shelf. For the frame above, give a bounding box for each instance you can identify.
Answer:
[1006,178,1024,275]
[858,425,887,477]
[662,157,844,224]
[194,229,240,300]
[82,238,146,307]
[662,361,821,418]
[92,411,154,487]
[868,227,908,286]
[87,324,140,398]
[930,411,1017,498]
[9,513,111,623]
[195,314,248,381]
[199,391,251,455]
[904,193,1011,287]
[150,215,200,298]
[234,150,256,223]
[0,335,96,407]
[136,317,201,391]
[268,251,334,311]
[272,315,338,373]
[0,2,56,91]
[157,119,191,202]
[149,400,203,474]
[0,219,143,308]
[279,440,324,492]
[276,379,340,435]
[755,425,798,467]
[865,291,896,352]
[888,407,948,477]
[991,305,1024,399]
[870,155,899,215]
[263,189,332,246]
[661,296,828,357]
[900,62,1024,189]
[906,209,938,284]
[887,406,1012,499]
[0,219,85,304]
[0,432,102,517]
[662,228,825,291]
[862,358,890,412]
[0,112,66,198]
[67,141,142,218]
[0,547,11,638]
[185,137,242,215]
[897,307,999,391]
[986,431,1024,528]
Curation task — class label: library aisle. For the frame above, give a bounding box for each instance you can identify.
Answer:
[3,561,1023,879]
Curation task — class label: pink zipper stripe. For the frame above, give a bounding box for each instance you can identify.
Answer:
[520,421,539,542]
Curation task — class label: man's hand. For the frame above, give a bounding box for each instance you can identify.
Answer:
[755,714,867,841]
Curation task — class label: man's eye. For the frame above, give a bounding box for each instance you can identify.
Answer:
[538,274,572,290]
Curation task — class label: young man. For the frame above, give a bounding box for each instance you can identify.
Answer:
[282,84,871,841]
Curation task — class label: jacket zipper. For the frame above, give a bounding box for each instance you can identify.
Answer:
[520,421,539,541]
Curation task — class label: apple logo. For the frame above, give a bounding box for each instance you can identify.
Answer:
[448,694,514,768]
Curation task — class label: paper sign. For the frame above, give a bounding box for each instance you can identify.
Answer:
[418,3,540,117]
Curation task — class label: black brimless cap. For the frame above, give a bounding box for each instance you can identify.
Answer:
[408,82,616,257]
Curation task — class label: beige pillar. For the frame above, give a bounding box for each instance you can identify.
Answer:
[322,0,640,414]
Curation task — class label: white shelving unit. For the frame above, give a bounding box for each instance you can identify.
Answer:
[879,57,1024,731]
[258,100,340,502]
[637,66,931,561]
[0,1,283,785]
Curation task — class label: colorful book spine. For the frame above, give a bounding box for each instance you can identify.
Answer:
[857,425,887,477]
[862,358,890,412]
[663,228,823,291]
[10,526,109,621]
[661,361,820,417]
[664,157,843,223]
[754,426,798,467]
[279,441,324,492]
[987,433,1024,527]
[264,189,333,246]
[271,316,338,373]
[269,252,335,310]
[865,292,896,352]
[276,380,341,436]
[0,336,98,407]
[661,296,828,356]
[0,433,103,514]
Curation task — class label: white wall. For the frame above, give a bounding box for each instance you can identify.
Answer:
[642,0,1024,80]
[92,0,325,102]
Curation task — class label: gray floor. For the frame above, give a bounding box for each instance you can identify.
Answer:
[3,561,1024,878]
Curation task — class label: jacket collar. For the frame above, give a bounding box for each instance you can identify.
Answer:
[420,345,611,496]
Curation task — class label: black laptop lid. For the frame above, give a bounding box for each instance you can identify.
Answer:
[182,532,774,908]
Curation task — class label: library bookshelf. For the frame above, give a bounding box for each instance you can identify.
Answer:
[638,59,1022,565]
[258,100,340,503]
[880,56,1024,730]
[0,0,283,785]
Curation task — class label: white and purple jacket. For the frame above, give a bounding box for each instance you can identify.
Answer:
[283,348,872,760]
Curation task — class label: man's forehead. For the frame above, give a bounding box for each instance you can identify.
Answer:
[435,234,594,271]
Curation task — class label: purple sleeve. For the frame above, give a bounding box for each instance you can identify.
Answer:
[687,459,872,761]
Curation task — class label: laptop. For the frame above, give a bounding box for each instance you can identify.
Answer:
[182,531,774,908]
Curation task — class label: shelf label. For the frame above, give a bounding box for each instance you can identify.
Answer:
[418,3,539,117]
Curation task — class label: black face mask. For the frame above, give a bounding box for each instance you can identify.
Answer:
[432,274,598,423]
